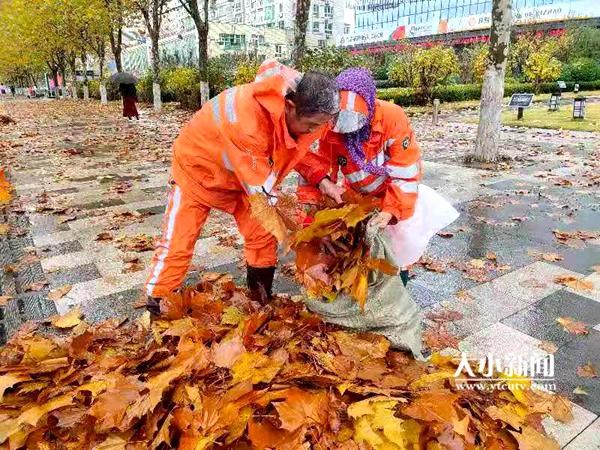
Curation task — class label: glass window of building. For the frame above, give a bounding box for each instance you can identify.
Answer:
[312,21,320,32]
[313,4,319,17]
[344,23,350,33]
[275,44,282,57]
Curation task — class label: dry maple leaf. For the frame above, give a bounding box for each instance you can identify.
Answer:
[576,363,598,378]
[556,317,588,335]
[0,223,9,235]
[51,307,83,329]
[0,295,13,306]
[425,309,463,323]
[423,326,459,351]
[553,275,593,292]
[25,281,48,292]
[115,233,156,252]
[47,285,72,301]
[248,193,291,243]
[419,256,447,273]
[95,232,113,241]
[455,290,473,303]
[437,231,454,238]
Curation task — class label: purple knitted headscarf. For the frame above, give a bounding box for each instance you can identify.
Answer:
[335,68,386,176]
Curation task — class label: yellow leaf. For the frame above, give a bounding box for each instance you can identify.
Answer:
[337,382,353,395]
[350,271,368,310]
[22,336,56,361]
[509,425,560,450]
[0,393,75,442]
[248,193,288,243]
[469,259,485,269]
[226,406,252,444]
[221,306,245,326]
[0,373,30,402]
[77,381,108,397]
[230,352,284,385]
[409,370,455,389]
[0,224,9,235]
[51,307,83,329]
[47,284,72,301]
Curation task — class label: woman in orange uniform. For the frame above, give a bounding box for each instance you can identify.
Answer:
[296,67,423,286]
[144,61,339,308]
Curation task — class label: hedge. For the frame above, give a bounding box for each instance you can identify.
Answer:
[378,80,600,106]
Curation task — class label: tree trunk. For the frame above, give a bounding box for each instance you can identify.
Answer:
[69,58,78,99]
[150,34,161,111]
[292,0,310,67]
[100,82,108,104]
[198,23,209,81]
[469,0,512,163]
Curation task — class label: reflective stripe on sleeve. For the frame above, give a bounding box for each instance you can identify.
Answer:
[225,87,238,123]
[393,180,419,193]
[211,97,221,125]
[359,175,387,193]
[387,162,420,179]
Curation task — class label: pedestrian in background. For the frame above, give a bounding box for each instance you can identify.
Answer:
[120,83,139,120]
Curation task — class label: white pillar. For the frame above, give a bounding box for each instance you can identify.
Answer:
[100,83,108,105]
[153,82,162,111]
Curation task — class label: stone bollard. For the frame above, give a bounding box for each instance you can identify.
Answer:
[83,85,89,101]
[100,83,108,105]
[200,81,209,106]
[433,98,440,125]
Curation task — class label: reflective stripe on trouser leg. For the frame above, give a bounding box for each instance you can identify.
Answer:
[144,185,210,296]
[233,196,278,267]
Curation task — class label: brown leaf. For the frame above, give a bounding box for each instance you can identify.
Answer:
[0,295,13,306]
[437,231,454,238]
[273,387,329,432]
[115,233,156,252]
[47,284,72,301]
[95,232,113,241]
[556,317,588,335]
[576,363,598,378]
[485,251,497,261]
[0,224,9,235]
[455,290,473,303]
[423,326,459,351]
[425,309,463,323]
[468,258,486,269]
[553,275,593,292]
[25,281,48,292]
[248,193,289,243]
[419,256,446,273]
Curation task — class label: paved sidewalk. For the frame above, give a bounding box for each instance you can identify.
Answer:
[0,98,599,448]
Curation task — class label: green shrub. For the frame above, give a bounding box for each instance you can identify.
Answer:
[136,72,154,103]
[378,80,600,106]
[163,67,201,110]
[234,60,260,85]
[561,58,600,82]
[87,80,100,99]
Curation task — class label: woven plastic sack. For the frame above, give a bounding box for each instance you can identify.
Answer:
[303,230,424,359]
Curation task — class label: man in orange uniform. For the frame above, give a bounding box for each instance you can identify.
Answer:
[295,68,422,286]
[145,61,339,305]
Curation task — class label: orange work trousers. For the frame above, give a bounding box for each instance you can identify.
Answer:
[145,183,277,297]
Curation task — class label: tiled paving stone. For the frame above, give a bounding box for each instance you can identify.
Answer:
[553,331,600,415]
[542,402,598,448]
[28,213,71,235]
[80,288,143,323]
[459,322,550,362]
[566,273,600,303]
[466,261,581,306]
[410,268,480,297]
[137,205,166,216]
[501,290,600,350]
[38,240,84,258]
[406,283,445,309]
[75,197,126,211]
[46,263,102,289]
[564,418,600,450]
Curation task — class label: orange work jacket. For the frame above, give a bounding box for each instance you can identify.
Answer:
[171,60,320,213]
[295,99,422,220]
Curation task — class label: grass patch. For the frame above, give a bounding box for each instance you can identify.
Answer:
[501,102,600,132]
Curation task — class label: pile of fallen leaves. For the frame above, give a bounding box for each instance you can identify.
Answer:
[290,192,397,308]
[0,275,571,449]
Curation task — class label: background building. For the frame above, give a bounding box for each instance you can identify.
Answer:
[339,0,600,49]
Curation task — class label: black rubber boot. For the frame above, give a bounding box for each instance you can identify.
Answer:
[247,266,276,303]
[146,296,161,317]
[400,270,410,287]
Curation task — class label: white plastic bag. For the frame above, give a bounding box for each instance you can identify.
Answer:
[384,184,459,267]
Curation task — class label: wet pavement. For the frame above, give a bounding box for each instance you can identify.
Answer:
[1,97,599,447]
